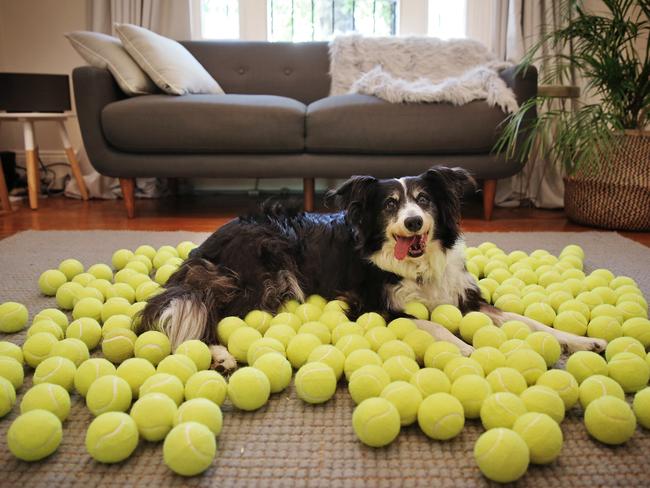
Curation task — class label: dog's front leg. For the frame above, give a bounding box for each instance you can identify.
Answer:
[209,345,238,375]
[480,304,607,354]
[413,319,474,357]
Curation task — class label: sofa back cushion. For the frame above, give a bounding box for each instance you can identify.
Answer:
[181,41,330,104]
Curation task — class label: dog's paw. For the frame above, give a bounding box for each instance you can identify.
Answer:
[459,343,475,357]
[564,335,607,354]
[209,345,238,375]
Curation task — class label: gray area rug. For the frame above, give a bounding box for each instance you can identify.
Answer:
[0,230,649,487]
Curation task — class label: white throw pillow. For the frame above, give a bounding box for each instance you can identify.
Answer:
[115,23,223,95]
[65,31,157,96]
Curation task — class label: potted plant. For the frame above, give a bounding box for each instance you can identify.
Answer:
[496,0,649,231]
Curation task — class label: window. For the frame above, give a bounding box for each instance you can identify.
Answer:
[428,0,466,39]
[269,0,398,42]
[200,0,240,39]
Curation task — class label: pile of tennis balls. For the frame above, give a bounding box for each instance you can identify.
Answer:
[0,241,648,483]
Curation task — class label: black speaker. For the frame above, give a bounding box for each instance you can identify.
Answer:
[1,151,18,190]
[0,73,71,113]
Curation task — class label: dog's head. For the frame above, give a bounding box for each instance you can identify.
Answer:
[326,166,474,277]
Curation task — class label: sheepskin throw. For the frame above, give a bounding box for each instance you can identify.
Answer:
[329,35,519,113]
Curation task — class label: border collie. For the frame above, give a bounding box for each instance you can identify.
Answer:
[141,166,605,372]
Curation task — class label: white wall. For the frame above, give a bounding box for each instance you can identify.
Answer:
[0,0,90,172]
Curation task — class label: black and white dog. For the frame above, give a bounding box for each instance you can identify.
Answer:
[141,166,605,372]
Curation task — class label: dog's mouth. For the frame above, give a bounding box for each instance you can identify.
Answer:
[393,233,428,260]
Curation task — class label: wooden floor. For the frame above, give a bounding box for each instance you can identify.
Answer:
[1,193,649,247]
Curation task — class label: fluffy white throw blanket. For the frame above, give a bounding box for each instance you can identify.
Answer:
[329,35,519,113]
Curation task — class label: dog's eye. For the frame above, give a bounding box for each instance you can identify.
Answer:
[384,198,398,210]
[416,193,430,205]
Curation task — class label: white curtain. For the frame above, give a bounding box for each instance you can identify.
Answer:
[66,0,195,200]
[466,0,568,209]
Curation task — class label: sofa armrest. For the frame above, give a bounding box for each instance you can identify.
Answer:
[499,64,538,105]
[72,66,127,173]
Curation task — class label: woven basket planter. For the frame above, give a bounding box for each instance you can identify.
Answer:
[564,130,650,231]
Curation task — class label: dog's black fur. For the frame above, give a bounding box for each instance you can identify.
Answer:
[141,166,482,346]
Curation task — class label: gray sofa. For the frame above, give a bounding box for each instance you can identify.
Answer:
[73,41,537,218]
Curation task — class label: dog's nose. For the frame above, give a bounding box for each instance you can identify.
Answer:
[404,216,423,232]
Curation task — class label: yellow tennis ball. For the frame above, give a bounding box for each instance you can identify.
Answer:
[323,299,350,314]
[480,392,527,429]
[622,317,650,347]
[101,297,131,323]
[129,392,177,441]
[33,309,68,333]
[386,318,416,340]
[444,356,484,382]
[307,344,345,380]
[174,398,223,436]
[101,314,133,335]
[28,319,64,340]
[298,321,331,344]
[244,310,273,334]
[356,312,386,331]
[102,328,136,364]
[134,330,171,366]
[383,355,420,382]
[524,302,556,326]
[71,297,102,322]
[430,304,463,334]
[0,302,28,333]
[55,282,83,310]
[38,269,67,296]
[525,332,561,367]
[605,336,645,360]
[163,421,216,476]
[304,294,326,309]
[0,376,15,417]
[295,361,337,404]
[134,244,156,261]
[318,310,349,331]
[364,326,397,352]
[157,354,198,384]
[512,412,562,465]
[352,397,400,447]
[377,339,415,362]
[86,375,132,415]
[175,339,212,371]
[112,249,134,270]
[175,241,197,259]
[331,322,363,345]
[74,358,116,397]
[140,373,184,405]
[58,258,84,280]
[264,324,297,348]
[402,329,435,364]
[286,333,321,369]
[565,351,608,384]
[270,312,303,332]
[216,316,246,344]
[135,281,161,302]
[0,355,23,390]
[470,347,506,375]
[184,370,228,405]
[579,374,625,409]
[520,385,565,423]
[106,283,136,303]
[459,312,492,342]
[500,320,530,340]
[227,326,263,364]
[423,341,461,369]
[252,353,292,393]
[20,382,70,421]
[344,349,382,380]
[66,317,102,349]
[335,334,371,357]
[633,387,650,429]
[472,326,507,349]
[584,395,636,445]
[505,349,547,385]
[474,428,529,483]
[404,301,429,320]
[117,357,156,398]
[295,303,322,323]
[33,356,76,391]
[451,375,492,419]
[73,273,97,287]
[409,367,451,397]
[553,310,588,336]
[348,365,391,405]
[0,340,23,364]
[125,260,149,275]
[154,264,177,285]
[608,351,650,393]
[227,367,270,411]
[417,392,464,440]
[380,381,423,426]
[86,411,139,463]
[245,338,285,366]
[87,263,113,281]
[535,369,579,409]
[7,409,62,461]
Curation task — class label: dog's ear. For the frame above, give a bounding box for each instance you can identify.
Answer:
[325,175,377,225]
[420,166,475,248]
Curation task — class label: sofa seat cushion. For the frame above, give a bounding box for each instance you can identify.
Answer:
[306,94,507,154]
[102,94,306,153]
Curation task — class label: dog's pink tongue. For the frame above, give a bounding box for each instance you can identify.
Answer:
[394,236,417,261]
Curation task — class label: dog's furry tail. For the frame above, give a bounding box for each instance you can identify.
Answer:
[138,258,240,348]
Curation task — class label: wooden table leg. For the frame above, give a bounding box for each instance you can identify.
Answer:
[22,120,39,210]
[0,157,11,212]
[303,177,315,212]
[483,179,497,221]
[58,121,89,200]
[119,178,136,219]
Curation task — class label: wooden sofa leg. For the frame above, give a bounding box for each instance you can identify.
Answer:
[303,177,315,212]
[119,178,136,219]
[483,179,497,221]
